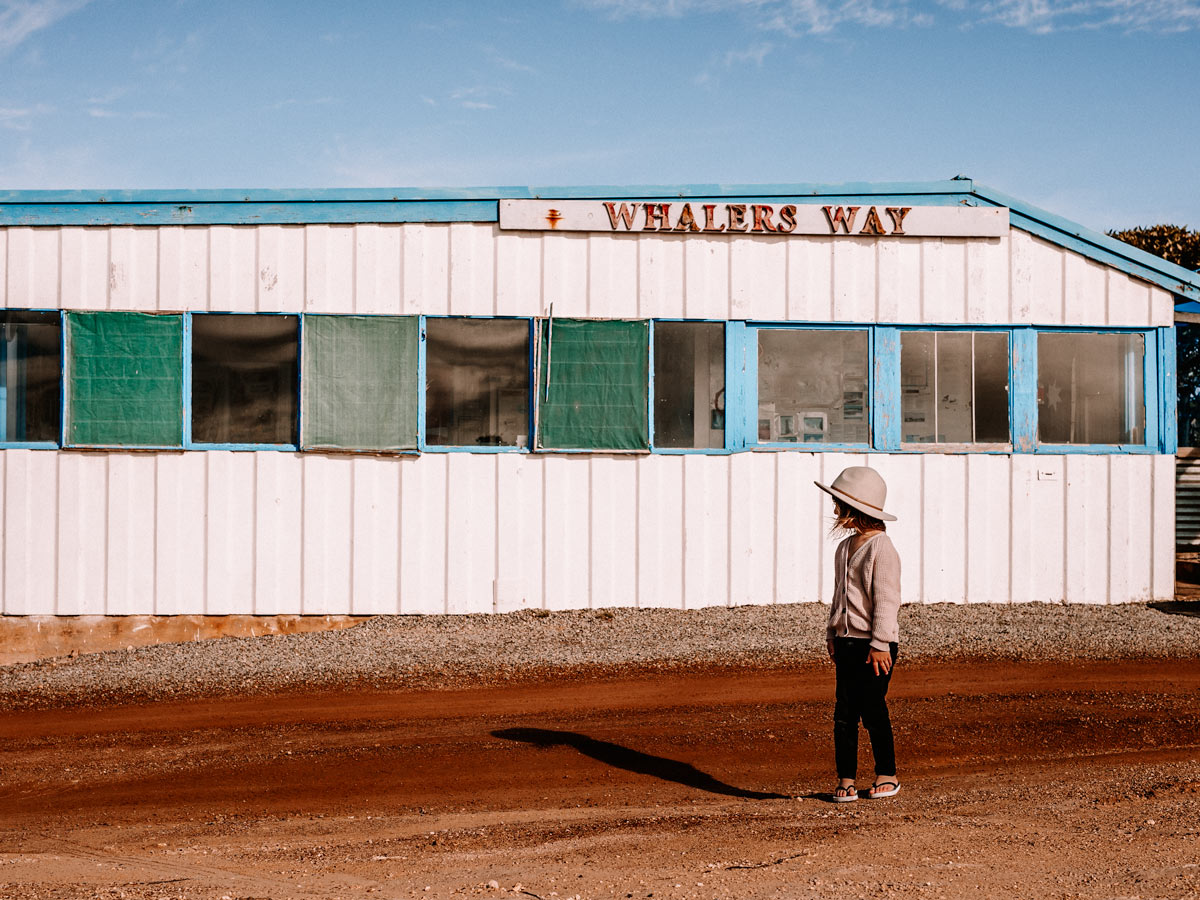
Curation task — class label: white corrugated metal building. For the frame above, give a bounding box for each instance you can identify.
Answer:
[2,180,1199,616]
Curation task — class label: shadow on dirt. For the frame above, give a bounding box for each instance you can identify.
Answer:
[1150,600,1200,618]
[492,727,789,800]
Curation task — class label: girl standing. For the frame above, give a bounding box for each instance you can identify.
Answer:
[814,466,901,802]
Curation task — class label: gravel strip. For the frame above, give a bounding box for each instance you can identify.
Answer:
[3,601,1199,710]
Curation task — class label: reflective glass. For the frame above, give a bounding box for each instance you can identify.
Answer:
[0,310,60,443]
[654,322,724,449]
[757,330,868,444]
[900,331,1009,443]
[426,318,529,447]
[1038,332,1144,444]
[191,314,298,444]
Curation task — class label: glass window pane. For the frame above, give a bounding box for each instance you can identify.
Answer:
[653,322,724,449]
[191,314,298,445]
[901,331,1009,444]
[301,315,419,451]
[1038,332,1144,445]
[1,310,61,443]
[67,311,182,447]
[426,318,529,447]
[757,330,868,444]
[537,319,649,451]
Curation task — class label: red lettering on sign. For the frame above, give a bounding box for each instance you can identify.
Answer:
[752,205,777,232]
[644,203,670,230]
[702,204,726,233]
[823,206,859,234]
[675,203,700,232]
[727,204,748,232]
[604,202,638,231]
[885,206,912,234]
[777,205,797,234]
[859,206,886,236]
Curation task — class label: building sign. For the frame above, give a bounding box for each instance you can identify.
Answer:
[499,200,1008,237]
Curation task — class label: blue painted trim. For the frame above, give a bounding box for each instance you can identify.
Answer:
[971,183,1200,303]
[1160,326,1178,454]
[416,316,427,452]
[646,320,656,449]
[725,321,753,450]
[182,314,193,446]
[872,328,901,451]
[0,441,58,450]
[188,443,299,452]
[1011,328,1038,453]
[651,448,735,456]
[1034,445,1158,455]
[1143,330,1159,452]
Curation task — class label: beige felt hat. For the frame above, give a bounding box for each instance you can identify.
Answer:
[814,466,897,522]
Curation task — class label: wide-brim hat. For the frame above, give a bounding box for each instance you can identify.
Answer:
[814,466,897,522]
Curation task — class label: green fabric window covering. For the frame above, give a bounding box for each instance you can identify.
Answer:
[537,319,649,450]
[66,311,183,447]
[301,315,419,451]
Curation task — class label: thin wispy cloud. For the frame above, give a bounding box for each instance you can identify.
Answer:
[0,0,89,55]
[579,0,1200,33]
[486,46,537,73]
[0,102,50,130]
[449,84,511,109]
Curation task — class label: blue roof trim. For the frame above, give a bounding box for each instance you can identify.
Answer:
[2,179,1197,300]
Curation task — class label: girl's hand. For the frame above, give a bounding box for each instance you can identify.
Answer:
[868,648,893,675]
[826,637,836,659]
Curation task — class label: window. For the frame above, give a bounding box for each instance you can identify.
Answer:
[1037,331,1144,445]
[302,315,419,451]
[0,310,60,444]
[191,314,298,445]
[66,311,182,447]
[757,329,868,444]
[900,331,1009,444]
[537,318,648,451]
[425,318,530,448]
[653,321,724,449]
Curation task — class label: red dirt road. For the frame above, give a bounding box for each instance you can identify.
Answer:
[2,659,1199,899]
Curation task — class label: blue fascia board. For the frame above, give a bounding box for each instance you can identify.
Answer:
[970,182,1200,303]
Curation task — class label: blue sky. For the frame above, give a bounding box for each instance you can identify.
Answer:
[1,0,1198,231]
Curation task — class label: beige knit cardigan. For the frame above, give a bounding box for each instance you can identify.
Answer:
[825,532,902,651]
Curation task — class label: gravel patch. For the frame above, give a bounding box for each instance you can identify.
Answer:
[3,600,1199,709]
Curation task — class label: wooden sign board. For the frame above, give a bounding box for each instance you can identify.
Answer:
[499,200,1008,238]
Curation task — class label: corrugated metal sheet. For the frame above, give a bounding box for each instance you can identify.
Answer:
[0,449,1175,614]
[1176,455,1200,549]
[0,224,1175,324]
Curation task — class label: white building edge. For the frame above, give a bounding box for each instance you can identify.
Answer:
[2,180,1199,616]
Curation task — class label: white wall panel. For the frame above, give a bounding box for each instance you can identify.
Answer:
[155,453,206,614]
[108,229,159,311]
[0,452,4,611]
[106,454,156,614]
[682,453,730,608]
[964,453,1012,604]
[254,226,304,313]
[831,240,876,323]
[6,228,60,308]
[872,453,923,605]
[542,233,590,318]
[495,453,544,611]
[683,238,730,320]
[731,237,785,321]
[353,224,403,315]
[1025,234,1066,325]
[786,237,834,322]
[588,234,638,319]
[1063,253,1107,327]
[158,227,209,311]
[302,454,354,614]
[590,456,639,608]
[402,224,451,316]
[0,228,7,306]
[1151,454,1175,600]
[61,228,110,310]
[637,234,685,319]
[728,452,778,605]
[350,456,401,615]
[398,454,447,613]
[444,453,497,613]
[254,451,303,615]
[495,231,543,317]
[637,454,683,608]
[1064,454,1109,604]
[920,239,967,324]
[207,226,256,313]
[303,225,354,314]
[56,452,107,615]
[448,223,496,316]
[204,452,256,614]
[920,454,968,603]
[967,238,1008,325]
[774,453,820,605]
[876,239,920,324]
[543,454,591,609]
[3,450,57,615]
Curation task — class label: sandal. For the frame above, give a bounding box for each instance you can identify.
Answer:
[868,780,901,799]
[832,783,858,803]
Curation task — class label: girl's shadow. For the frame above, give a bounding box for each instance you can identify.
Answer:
[491,727,789,800]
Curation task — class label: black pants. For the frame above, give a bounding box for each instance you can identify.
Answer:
[833,637,898,780]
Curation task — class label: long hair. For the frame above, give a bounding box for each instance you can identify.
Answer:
[830,498,886,539]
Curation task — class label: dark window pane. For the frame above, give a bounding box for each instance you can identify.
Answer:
[757,330,868,444]
[426,318,529,447]
[900,331,1010,443]
[1038,332,1144,444]
[654,322,724,449]
[191,314,298,445]
[1,310,61,443]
